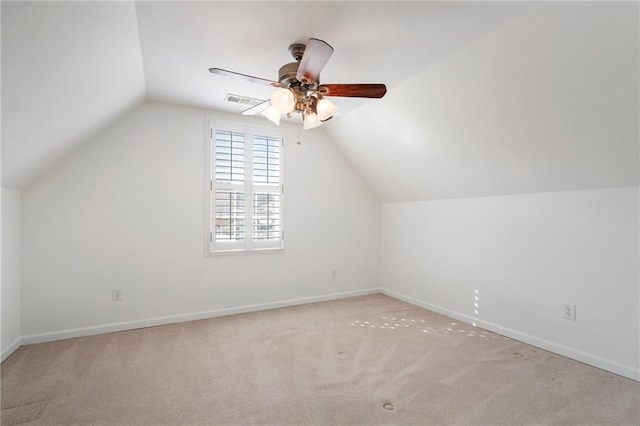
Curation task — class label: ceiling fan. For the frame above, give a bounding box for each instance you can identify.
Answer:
[209,38,387,129]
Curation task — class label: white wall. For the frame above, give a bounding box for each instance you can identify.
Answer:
[2,188,22,360]
[20,101,379,339]
[380,187,639,379]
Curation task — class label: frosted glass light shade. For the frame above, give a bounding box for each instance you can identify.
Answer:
[270,89,295,114]
[303,113,321,130]
[261,105,281,125]
[316,98,337,121]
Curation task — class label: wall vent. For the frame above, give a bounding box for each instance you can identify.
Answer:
[225,94,265,107]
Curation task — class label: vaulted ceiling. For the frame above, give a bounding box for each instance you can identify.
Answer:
[2,1,145,189]
[3,2,638,200]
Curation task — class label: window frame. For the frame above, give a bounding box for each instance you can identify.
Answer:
[206,120,284,255]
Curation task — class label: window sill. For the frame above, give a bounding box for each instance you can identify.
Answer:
[206,247,285,256]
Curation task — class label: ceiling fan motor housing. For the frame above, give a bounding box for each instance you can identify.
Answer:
[279,42,320,88]
[277,43,306,87]
[278,62,319,89]
[278,62,300,87]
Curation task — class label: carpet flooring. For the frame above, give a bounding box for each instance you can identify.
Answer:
[1,294,639,425]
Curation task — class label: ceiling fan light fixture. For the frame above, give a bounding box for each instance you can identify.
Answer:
[303,112,322,130]
[271,88,295,114]
[316,97,337,121]
[261,105,281,126]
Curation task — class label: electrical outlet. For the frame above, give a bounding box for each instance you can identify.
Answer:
[331,269,337,279]
[563,304,576,321]
[112,288,123,302]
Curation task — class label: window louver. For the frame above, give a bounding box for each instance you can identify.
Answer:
[253,135,280,185]
[253,193,281,240]
[214,190,245,241]
[215,130,245,183]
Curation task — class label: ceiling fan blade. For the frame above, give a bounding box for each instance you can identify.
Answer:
[209,68,283,87]
[318,84,387,98]
[296,38,334,85]
[241,100,270,116]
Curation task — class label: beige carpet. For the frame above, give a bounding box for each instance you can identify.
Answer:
[1,294,639,425]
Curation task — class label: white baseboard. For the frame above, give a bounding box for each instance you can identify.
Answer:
[21,288,380,346]
[381,288,640,382]
[2,337,22,363]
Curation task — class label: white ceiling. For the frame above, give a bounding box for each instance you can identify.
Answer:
[2,1,637,201]
[1,1,530,189]
[135,1,530,116]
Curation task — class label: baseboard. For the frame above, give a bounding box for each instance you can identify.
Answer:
[381,288,640,382]
[1,337,22,363]
[21,287,381,346]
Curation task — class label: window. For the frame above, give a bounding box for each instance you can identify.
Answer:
[208,122,284,253]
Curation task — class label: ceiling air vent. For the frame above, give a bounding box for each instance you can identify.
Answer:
[225,94,265,107]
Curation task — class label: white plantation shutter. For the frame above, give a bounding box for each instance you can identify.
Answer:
[251,133,282,249]
[209,122,283,253]
[211,128,247,250]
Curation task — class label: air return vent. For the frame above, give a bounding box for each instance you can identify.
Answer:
[225,94,265,107]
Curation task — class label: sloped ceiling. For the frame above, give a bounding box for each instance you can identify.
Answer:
[325,2,640,201]
[2,2,638,201]
[1,1,146,188]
